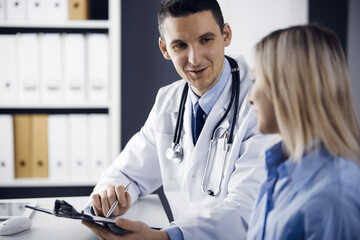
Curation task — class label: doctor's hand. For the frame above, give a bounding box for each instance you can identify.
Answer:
[82,218,169,240]
[92,185,132,217]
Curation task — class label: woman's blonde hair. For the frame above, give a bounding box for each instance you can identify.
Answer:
[255,24,360,162]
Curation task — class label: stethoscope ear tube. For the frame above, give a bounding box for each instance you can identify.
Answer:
[173,84,189,145]
[225,56,240,144]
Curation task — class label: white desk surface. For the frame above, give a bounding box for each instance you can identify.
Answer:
[0,194,169,240]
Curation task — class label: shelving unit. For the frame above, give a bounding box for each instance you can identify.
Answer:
[0,20,109,29]
[0,0,121,190]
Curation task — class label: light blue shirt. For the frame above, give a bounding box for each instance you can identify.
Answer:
[247,141,360,240]
[165,57,231,240]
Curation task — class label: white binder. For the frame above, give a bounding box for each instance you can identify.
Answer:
[0,115,15,182]
[27,0,46,22]
[6,0,27,22]
[87,34,109,104]
[63,34,86,103]
[46,0,67,22]
[40,33,63,103]
[69,114,88,181]
[18,33,40,103]
[48,115,69,181]
[0,34,17,104]
[89,114,109,181]
[0,0,5,21]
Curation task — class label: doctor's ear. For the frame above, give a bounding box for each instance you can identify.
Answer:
[159,37,171,60]
[222,23,232,47]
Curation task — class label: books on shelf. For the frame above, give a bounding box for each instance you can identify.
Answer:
[0,33,109,106]
[0,0,5,22]
[68,0,88,20]
[87,33,109,104]
[0,34,17,104]
[48,114,70,181]
[40,33,63,102]
[0,115,15,181]
[14,114,48,178]
[18,33,40,103]
[2,114,110,182]
[1,0,81,23]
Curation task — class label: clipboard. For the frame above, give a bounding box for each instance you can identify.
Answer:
[25,200,125,234]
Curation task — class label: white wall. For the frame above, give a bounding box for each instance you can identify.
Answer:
[218,0,308,67]
[348,0,360,122]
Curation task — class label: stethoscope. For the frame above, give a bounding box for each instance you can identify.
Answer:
[166,56,240,197]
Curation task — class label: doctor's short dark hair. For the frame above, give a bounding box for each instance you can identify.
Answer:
[158,0,225,38]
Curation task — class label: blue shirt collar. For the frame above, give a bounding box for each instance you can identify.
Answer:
[265,141,288,171]
[189,57,231,116]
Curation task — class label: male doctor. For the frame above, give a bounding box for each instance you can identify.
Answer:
[82,0,269,239]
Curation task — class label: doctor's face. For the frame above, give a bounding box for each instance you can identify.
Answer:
[248,69,279,134]
[159,11,231,97]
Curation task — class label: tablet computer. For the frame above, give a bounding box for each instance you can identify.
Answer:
[0,201,37,220]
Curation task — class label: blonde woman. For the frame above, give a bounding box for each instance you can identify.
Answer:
[247,25,360,239]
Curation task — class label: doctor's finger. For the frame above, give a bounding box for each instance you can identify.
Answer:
[92,194,102,212]
[106,185,118,206]
[100,189,111,216]
[115,218,144,233]
[112,192,132,217]
[115,185,127,208]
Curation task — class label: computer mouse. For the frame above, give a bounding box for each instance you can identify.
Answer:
[0,216,32,236]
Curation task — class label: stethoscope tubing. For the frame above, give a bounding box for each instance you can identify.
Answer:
[173,83,188,145]
[167,55,241,197]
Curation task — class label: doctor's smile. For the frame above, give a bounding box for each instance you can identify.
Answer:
[187,65,209,77]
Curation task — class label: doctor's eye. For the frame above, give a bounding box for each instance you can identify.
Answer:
[172,42,187,50]
[200,37,213,44]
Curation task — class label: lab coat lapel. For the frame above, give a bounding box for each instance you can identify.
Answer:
[187,75,233,172]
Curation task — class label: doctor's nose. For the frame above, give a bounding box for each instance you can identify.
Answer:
[187,46,202,66]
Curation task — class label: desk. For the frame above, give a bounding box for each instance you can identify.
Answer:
[0,194,169,239]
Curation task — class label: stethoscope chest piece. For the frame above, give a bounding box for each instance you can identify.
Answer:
[166,143,183,163]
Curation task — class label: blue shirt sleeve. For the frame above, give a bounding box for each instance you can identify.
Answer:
[164,223,184,240]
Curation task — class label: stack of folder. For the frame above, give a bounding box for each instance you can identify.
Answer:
[14,114,48,178]
[0,33,109,105]
[0,114,109,182]
[0,0,90,23]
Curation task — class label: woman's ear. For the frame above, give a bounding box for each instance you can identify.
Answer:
[222,23,232,47]
[159,37,171,60]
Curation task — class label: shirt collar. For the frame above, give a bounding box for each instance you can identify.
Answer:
[265,141,287,169]
[189,57,231,116]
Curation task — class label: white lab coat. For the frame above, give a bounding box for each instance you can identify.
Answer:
[91,56,270,239]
